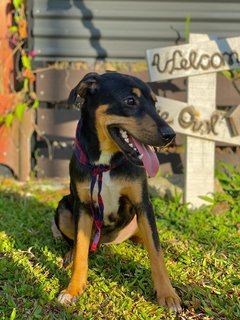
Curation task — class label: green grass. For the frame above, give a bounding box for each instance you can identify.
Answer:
[0,164,239,319]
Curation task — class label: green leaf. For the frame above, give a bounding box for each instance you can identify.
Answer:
[199,195,214,203]
[10,308,17,320]
[5,113,14,128]
[9,26,18,32]
[185,16,191,42]
[13,0,23,9]
[21,55,31,69]
[23,78,29,92]
[15,103,27,121]
[32,99,39,109]
[202,258,207,267]
[221,70,233,79]
[14,15,20,23]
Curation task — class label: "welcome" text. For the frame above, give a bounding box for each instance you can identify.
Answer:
[151,50,240,74]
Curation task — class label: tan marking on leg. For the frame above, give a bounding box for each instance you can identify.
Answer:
[59,212,93,303]
[58,210,74,240]
[137,215,182,312]
[75,181,90,203]
[121,180,142,204]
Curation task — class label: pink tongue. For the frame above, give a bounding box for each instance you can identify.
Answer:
[130,136,160,177]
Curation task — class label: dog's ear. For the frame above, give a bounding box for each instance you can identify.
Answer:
[68,72,100,106]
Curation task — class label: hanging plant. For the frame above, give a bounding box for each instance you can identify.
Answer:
[0,0,39,127]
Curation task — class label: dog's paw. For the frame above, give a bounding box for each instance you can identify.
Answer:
[157,291,182,313]
[58,291,78,305]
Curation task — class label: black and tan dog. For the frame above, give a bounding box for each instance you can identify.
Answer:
[53,72,182,312]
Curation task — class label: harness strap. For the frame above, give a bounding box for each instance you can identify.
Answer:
[89,167,107,252]
[74,120,125,251]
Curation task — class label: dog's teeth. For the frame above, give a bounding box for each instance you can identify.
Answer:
[138,154,144,160]
[129,143,134,148]
[125,138,129,143]
[121,130,128,139]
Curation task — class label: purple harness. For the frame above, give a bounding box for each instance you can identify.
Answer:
[74,120,125,251]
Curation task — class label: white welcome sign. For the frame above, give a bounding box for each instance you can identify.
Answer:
[147,34,240,206]
[147,36,240,81]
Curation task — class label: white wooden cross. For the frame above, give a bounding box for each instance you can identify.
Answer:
[146,34,240,207]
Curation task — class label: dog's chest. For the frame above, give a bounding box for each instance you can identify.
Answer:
[92,172,121,225]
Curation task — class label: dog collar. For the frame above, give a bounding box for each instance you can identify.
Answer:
[74,120,125,252]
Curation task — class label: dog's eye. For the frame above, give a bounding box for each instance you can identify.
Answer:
[123,97,136,106]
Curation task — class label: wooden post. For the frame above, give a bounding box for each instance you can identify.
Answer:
[19,109,34,181]
[185,34,216,206]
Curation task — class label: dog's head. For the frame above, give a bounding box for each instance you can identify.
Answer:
[69,72,175,176]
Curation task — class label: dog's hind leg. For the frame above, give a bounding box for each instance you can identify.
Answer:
[56,208,75,242]
[136,201,182,313]
[54,195,75,242]
[58,204,93,305]
[54,196,75,267]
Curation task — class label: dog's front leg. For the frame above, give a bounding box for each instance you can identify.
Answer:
[137,201,182,313]
[58,205,93,305]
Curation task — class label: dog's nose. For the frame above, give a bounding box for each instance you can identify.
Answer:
[160,126,176,142]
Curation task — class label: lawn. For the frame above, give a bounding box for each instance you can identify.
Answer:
[0,163,239,319]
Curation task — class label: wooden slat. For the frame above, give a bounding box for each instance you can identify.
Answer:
[37,158,70,178]
[36,69,86,102]
[36,146,240,179]
[37,108,80,139]
[217,76,240,106]
[36,69,240,106]
[216,147,240,170]
[38,145,73,160]
[151,76,240,107]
